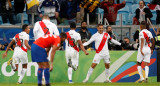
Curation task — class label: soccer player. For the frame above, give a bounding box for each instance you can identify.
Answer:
[33,15,59,84]
[65,22,89,83]
[83,24,122,83]
[31,32,66,86]
[2,24,31,84]
[33,15,59,40]
[137,21,155,83]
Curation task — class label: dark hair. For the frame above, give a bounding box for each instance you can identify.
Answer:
[42,15,50,19]
[22,24,29,31]
[106,25,112,29]
[139,0,146,6]
[81,21,87,25]
[70,22,76,28]
[140,21,147,26]
[60,32,67,38]
[97,24,103,27]
[123,37,129,40]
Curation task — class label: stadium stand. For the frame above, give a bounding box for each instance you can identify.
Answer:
[0,16,2,25]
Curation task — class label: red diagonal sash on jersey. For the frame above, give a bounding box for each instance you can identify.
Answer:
[142,32,150,47]
[96,33,108,53]
[39,21,50,35]
[15,34,27,52]
[66,32,79,52]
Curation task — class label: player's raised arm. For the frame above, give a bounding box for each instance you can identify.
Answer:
[2,39,15,58]
[78,40,89,55]
[151,38,155,54]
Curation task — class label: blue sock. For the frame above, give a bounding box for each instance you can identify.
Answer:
[37,68,43,84]
[44,68,50,84]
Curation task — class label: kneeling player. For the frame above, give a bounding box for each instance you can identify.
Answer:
[137,21,155,83]
[2,24,31,84]
[31,33,66,86]
[83,24,122,83]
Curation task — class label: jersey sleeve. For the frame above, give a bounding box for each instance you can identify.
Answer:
[33,22,39,40]
[83,34,95,46]
[139,32,144,39]
[108,34,112,40]
[77,33,81,40]
[53,36,61,47]
[13,36,15,40]
[24,34,29,41]
[149,32,153,38]
[52,23,60,36]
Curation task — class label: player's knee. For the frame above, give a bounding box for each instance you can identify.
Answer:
[13,68,18,71]
[68,62,72,67]
[137,62,141,66]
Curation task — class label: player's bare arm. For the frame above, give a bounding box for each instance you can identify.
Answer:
[24,40,31,50]
[49,45,58,72]
[78,40,89,55]
[2,39,15,58]
[140,38,144,56]
[151,38,155,54]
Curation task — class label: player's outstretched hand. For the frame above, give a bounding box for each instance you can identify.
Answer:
[50,63,53,72]
[2,52,7,59]
[141,50,144,56]
[85,52,89,55]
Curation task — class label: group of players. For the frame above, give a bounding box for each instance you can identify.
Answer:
[2,15,155,86]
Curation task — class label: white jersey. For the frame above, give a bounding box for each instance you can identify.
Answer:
[83,32,111,55]
[65,30,81,52]
[139,29,153,49]
[13,32,29,53]
[33,19,59,40]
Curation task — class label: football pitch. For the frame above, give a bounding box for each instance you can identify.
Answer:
[1,82,160,86]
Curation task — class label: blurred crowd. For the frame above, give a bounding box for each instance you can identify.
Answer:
[0,0,159,25]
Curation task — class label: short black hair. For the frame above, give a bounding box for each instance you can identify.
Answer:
[22,24,29,31]
[81,21,87,25]
[139,0,146,6]
[140,21,147,26]
[106,25,112,29]
[97,24,103,27]
[60,32,67,38]
[123,37,129,40]
[70,22,76,28]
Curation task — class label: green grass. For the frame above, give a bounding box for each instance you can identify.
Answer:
[1,82,160,86]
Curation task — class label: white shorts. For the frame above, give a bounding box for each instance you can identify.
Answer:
[12,48,28,64]
[92,53,110,64]
[137,47,151,63]
[65,49,79,68]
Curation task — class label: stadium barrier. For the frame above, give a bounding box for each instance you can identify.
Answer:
[0,51,157,83]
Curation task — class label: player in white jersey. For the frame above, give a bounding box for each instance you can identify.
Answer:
[33,15,59,40]
[65,22,89,83]
[2,24,31,84]
[137,21,155,83]
[33,15,59,85]
[83,24,122,83]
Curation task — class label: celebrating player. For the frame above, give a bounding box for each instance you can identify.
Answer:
[2,24,31,84]
[137,21,155,83]
[83,24,122,83]
[31,33,66,86]
[65,22,89,83]
[33,15,59,40]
